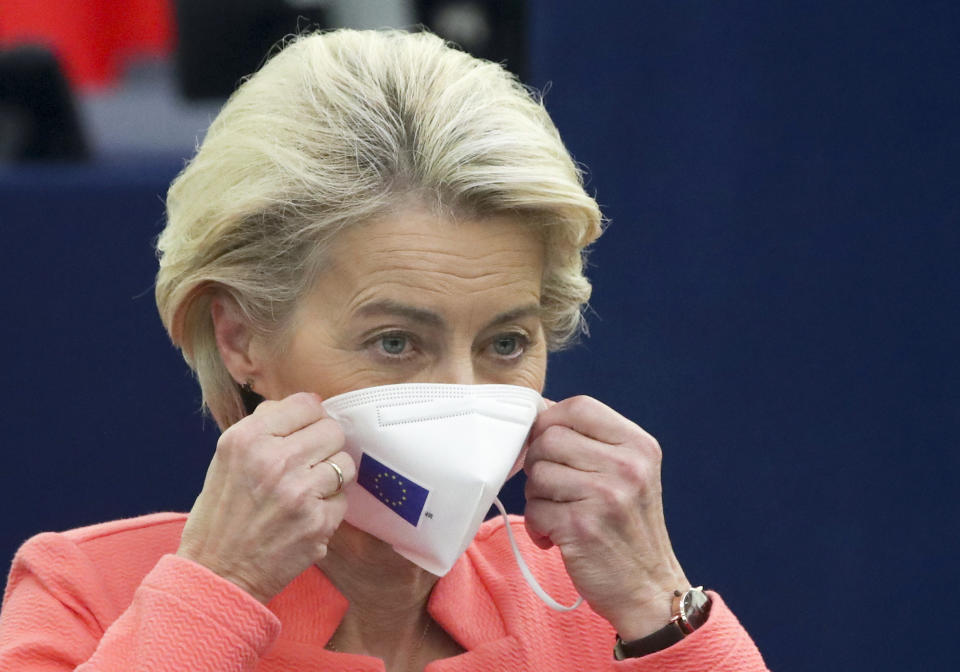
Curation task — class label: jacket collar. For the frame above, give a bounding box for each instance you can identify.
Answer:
[259,550,520,669]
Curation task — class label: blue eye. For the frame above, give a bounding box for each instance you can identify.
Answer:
[491,334,526,358]
[493,336,518,355]
[380,333,408,355]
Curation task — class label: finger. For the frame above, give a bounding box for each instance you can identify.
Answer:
[530,395,646,446]
[306,495,348,561]
[312,490,349,538]
[253,392,328,437]
[524,459,593,503]
[523,498,570,549]
[309,451,357,498]
[525,525,554,550]
[320,489,349,517]
[284,416,345,465]
[525,424,606,473]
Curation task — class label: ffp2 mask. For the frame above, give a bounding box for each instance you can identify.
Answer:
[323,383,541,575]
[322,383,583,611]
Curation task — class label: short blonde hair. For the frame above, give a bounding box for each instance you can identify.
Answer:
[155,29,603,429]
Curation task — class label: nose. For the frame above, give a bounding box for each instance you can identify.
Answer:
[428,352,478,385]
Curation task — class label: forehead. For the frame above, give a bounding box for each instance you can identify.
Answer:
[317,209,545,307]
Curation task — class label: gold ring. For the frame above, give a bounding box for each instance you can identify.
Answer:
[326,460,345,496]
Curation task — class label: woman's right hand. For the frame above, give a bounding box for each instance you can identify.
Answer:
[176,392,355,604]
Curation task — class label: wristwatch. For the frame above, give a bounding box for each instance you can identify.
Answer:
[613,586,712,660]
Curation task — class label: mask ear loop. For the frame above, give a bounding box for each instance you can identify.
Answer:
[493,498,584,612]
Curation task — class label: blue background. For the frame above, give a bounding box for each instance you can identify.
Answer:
[1,2,957,670]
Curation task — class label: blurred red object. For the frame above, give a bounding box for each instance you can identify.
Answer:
[0,0,174,90]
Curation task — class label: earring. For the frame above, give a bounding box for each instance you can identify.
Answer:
[238,378,264,415]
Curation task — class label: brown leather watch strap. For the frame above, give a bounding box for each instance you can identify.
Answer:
[613,621,686,659]
[612,587,713,659]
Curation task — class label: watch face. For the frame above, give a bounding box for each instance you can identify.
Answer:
[680,587,711,630]
[682,587,709,614]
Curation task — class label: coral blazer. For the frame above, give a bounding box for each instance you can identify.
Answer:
[0,512,768,671]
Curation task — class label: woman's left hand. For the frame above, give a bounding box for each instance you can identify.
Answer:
[523,395,690,640]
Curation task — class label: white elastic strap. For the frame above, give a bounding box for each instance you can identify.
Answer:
[493,498,584,612]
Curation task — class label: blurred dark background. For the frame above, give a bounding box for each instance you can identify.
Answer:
[1,2,957,671]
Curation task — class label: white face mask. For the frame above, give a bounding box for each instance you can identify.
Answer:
[323,383,582,612]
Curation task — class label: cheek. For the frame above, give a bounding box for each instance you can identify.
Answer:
[507,347,547,391]
[266,343,358,399]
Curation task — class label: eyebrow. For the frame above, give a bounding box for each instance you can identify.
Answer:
[485,303,543,328]
[354,299,542,330]
[355,299,445,327]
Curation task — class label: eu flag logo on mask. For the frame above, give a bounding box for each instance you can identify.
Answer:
[356,453,429,526]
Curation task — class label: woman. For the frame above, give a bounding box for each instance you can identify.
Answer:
[0,30,767,670]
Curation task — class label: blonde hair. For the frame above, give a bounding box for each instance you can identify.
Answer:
[155,29,603,429]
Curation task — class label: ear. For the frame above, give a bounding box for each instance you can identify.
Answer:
[210,293,261,386]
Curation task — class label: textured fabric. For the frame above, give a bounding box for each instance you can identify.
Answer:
[0,512,768,671]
